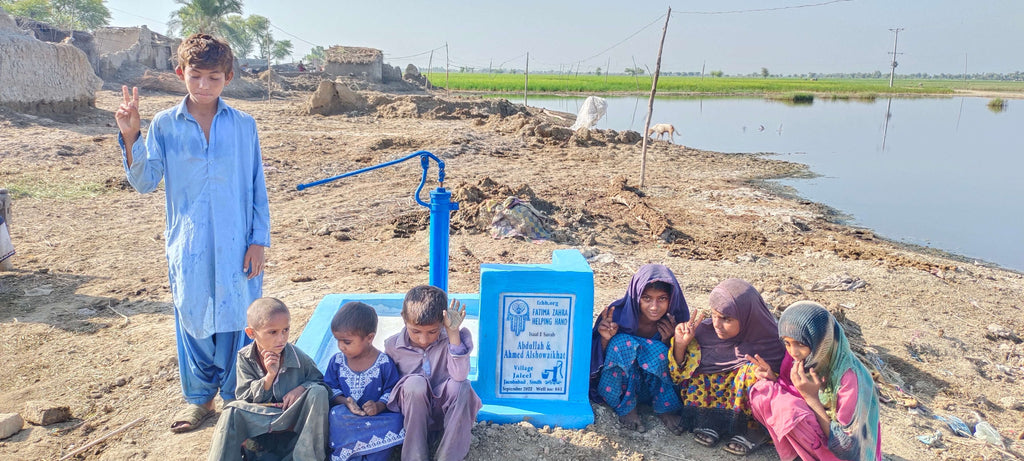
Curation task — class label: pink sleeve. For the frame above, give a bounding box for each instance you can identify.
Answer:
[834,369,858,426]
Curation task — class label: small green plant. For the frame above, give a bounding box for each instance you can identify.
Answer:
[792,93,814,103]
[987,98,1007,113]
[766,93,814,105]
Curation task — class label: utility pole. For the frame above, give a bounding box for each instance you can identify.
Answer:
[524,52,529,107]
[888,27,904,88]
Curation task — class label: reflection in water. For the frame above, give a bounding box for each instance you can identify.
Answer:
[881,97,893,150]
[500,94,1024,271]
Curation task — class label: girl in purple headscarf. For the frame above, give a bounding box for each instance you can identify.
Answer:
[669,278,785,456]
[589,264,690,433]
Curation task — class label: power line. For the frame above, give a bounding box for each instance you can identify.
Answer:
[268,21,320,49]
[581,13,667,64]
[107,6,168,28]
[497,52,528,68]
[386,44,447,61]
[674,0,852,15]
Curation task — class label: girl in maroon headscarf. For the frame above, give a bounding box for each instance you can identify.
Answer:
[589,264,690,433]
[670,278,785,455]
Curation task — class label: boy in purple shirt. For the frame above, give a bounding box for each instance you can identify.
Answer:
[385,285,482,461]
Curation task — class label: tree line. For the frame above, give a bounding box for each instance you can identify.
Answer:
[0,0,296,62]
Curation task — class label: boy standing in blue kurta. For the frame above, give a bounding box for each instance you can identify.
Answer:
[115,33,270,433]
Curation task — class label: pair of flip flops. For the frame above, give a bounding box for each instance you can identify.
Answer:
[694,427,766,456]
[694,427,721,446]
[722,434,766,456]
[170,403,213,433]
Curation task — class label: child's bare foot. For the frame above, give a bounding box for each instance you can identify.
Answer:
[618,409,646,432]
[658,412,683,435]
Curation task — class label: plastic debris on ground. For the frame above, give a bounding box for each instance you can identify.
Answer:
[569,96,607,131]
[973,421,1005,448]
[916,430,943,447]
[933,414,971,437]
[489,197,551,242]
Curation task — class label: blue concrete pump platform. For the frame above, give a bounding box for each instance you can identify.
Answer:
[295,249,595,429]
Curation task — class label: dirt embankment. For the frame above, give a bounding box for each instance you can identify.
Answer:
[0,85,1022,461]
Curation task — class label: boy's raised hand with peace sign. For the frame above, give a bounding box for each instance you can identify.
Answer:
[115,85,141,163]
[597,306,619,350]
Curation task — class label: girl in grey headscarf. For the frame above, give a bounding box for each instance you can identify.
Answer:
[748,301,881,461]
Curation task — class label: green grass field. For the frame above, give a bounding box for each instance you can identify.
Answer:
[426,73,1024,96]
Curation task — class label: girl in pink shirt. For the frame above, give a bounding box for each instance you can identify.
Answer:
[748,301,881,461]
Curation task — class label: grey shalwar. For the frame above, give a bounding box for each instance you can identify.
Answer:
[208,342,329,461]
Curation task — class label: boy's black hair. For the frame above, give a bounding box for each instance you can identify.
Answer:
[401,285,447,326]
[330,301,378,336]
[247,297,289,329]
[177,33,234,74]
[645,280,674,295]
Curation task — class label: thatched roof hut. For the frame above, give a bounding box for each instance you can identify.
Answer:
[323,46,384,82]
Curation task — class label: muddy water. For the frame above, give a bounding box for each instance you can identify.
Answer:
[506,95,1024,272]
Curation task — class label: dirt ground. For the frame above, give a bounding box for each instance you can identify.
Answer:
[1,81,1023,461]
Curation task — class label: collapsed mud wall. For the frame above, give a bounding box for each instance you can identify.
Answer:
[0,10,102,113]
[13,16,98,69]
[94,26,178,80]
[382,63,402,83]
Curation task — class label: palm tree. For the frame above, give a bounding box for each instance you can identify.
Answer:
[167,0,243,38]
[223,14,255,58]
[270,39,292,64]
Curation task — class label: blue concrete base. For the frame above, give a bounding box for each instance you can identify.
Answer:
[294,293,480,377]
[294,249,595,429]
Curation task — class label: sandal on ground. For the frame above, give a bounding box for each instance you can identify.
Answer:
[170,403,213,433]
[722,434,766,456]
[693,427,721,447]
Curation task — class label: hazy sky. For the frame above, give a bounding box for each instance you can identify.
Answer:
[102,0,1024,75]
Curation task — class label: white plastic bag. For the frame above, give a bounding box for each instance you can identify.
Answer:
[569,96,607,130]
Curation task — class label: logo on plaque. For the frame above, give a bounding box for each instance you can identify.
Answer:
[498,293,574,399]
[506,299,530,336]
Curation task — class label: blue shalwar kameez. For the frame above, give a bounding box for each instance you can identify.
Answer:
[120,96,270,403]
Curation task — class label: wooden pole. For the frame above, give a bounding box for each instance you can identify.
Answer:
[445,42,450,98]
[58,417,145,460]
[605,57,610,84]
[524,52,529,107]
[266,28,272,101]
[427,50,433,89]
[639,7,671,189]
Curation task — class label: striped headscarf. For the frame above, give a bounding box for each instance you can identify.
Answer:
[779,301,880,461]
